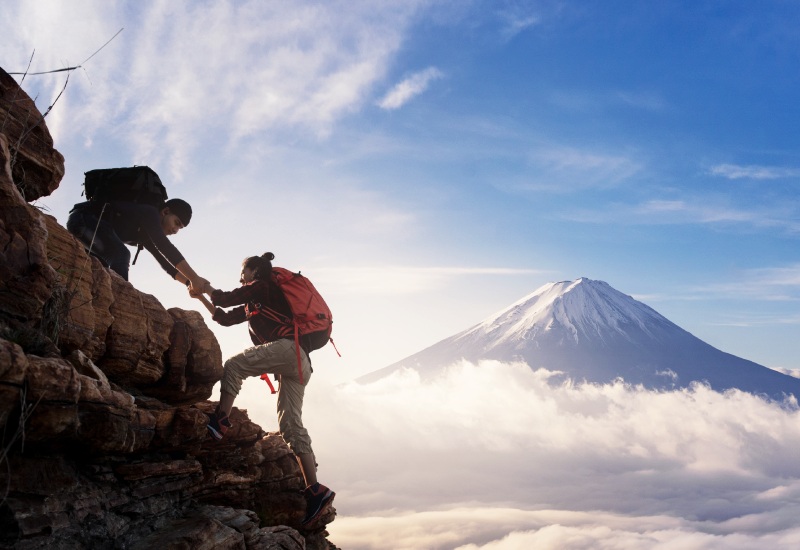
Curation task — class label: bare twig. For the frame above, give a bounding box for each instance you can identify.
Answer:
[5,29,124,193]
[7,28,124,76]
[9,71,71,182]
[78,28,124,66]
[17,49,35,87]
[0,50,34,134]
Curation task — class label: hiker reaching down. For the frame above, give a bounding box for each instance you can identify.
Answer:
[66,166,209,291]
[67,198,208,291]
[191,252,335,526]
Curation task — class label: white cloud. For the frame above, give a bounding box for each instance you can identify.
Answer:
[550,89,666,113]
[0,0,429,179]
[743,264,800,287]
[561,199,800,233]
[502,14,541,39]
[311,266,545,295]
[495,1,543,41]
[615,90,666,111]
[691,264,800,303]
[232,361,800,549]
[774,367,800,379]
[711,163,800,180]
[515,146,642,192]
[637,199,755,223]
[378,67,444,110]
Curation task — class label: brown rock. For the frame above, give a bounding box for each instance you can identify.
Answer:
[129,513,246,550]
[22,355,81,443]
[0,134,58,329]
[76,373,154,454]
[43,215,114,360]
[201,506,307,550]
[0,405,337,548]
[146,308,223,405]
[144,403,208,450]
[0,338,28,429]
[115,458,203,481]
[0,67,65,201]
[67,349,109,384]
[101,275,172,385]
[126,506,308,550]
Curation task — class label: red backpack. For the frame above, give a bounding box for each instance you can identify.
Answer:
[251,267,337,391]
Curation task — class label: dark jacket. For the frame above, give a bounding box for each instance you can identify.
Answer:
[71,200,185,277]
[211,279,294,346]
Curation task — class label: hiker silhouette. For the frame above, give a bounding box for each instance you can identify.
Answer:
[66,166,209,292]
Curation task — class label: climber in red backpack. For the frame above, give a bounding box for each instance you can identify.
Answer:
[191,252,335,526]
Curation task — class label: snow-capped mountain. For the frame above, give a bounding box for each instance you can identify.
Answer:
[361,278,800,400]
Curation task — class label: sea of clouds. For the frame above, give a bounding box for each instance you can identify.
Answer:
[243,360,800,549]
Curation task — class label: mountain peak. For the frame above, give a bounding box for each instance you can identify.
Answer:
[472,277,666,349]
[362,278,800,400]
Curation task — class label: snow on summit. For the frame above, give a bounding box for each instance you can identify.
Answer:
[361,278,800,400]
[473,278,665,346]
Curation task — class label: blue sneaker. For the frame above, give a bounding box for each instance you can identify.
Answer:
[206,410,231,441]
[302,482,335,525]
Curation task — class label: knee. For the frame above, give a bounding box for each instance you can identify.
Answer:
[223,354,247,373]
[66,211,92,242]
[219,357,247,395]
[280,424,313,455]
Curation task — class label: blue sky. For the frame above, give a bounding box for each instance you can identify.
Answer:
[5,1,800,381]
[5,2,800,547]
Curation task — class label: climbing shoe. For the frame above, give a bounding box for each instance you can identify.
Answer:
[302,482,335,525]
[206,410,231,441]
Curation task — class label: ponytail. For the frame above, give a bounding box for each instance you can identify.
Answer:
[242,252,275,280]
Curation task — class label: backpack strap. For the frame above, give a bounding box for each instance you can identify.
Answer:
[249,304,306,387]
[259,373,277,394]
[132,243,144,265]
[329,337,341,358]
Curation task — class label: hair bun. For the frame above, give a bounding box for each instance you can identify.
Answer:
[263,252,275,261]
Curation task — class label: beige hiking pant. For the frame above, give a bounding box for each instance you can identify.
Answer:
[220,338,313,455]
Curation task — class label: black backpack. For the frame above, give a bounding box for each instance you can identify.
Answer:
[82,166,169,265]
[83,166,167,208]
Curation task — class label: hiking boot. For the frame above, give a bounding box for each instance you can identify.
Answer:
[206,410,231,441]
[302,482,335,525]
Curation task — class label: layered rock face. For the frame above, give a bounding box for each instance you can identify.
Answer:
[0,67,336,549]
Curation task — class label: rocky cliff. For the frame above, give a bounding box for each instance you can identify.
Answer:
[0,68,337,549]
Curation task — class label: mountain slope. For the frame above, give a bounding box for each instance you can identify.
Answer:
[361,278,800,400]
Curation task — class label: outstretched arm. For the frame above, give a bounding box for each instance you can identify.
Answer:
[188,285,247,326]
[174,259,210,294]
[194,293,216,315]
[187,280,227,318]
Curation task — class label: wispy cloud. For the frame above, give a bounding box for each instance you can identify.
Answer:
[312,266,545,295]
[615,90,666,111]
[693,264,800,303]
[514,146,642,192]
[563,199,800,233]
[499,14,541,40]
[496,1,542,41]
[0,1,427,179]
[746,264,800,287]
[378,67,444,110]
[636,199,755,223]
[710,163,800,180]
[549,89,667,112]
